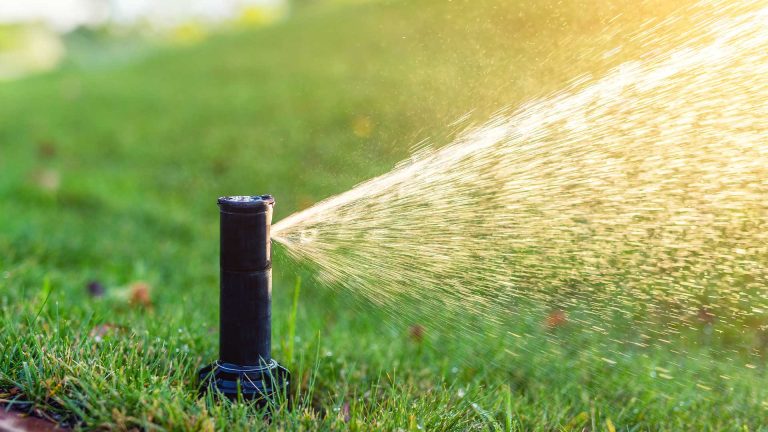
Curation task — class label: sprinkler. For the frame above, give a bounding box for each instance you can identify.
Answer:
[198,195,290,403]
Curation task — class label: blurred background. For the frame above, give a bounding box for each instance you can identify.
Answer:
[0,0,284,80]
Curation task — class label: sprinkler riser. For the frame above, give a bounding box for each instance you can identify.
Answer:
[199,195,289,404]
[219,269,271,364]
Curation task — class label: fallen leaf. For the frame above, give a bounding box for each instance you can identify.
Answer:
[409,324,425,343]
[0,406,70,432]
[545,309,568,329]
[129,282,152,309]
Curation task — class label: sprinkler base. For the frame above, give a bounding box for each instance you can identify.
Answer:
[198,360,289,404]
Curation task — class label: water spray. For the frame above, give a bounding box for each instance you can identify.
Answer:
[199,195,290,403]
[271,0,768,399]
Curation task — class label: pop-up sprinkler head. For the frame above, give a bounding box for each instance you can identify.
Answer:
[199,195,289,404]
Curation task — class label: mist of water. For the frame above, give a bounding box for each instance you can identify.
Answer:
[272,0,768,398]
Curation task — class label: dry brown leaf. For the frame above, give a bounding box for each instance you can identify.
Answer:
[0,407,70,432]
[129,282,152,309]
[545,309,568,329]
[409,324,425,343]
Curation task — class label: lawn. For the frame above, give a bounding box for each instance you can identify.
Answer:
[1,0,766,430]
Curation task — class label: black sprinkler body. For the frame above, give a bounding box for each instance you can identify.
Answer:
[199,195,289,403]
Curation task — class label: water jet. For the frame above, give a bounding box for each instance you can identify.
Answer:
[199,195,290,404]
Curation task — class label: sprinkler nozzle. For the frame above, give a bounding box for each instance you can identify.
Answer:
[199,195,290,404]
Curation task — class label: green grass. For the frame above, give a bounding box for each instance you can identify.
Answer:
[1,0,766,430]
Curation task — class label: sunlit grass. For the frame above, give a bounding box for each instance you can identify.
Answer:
[1,0,766,429]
